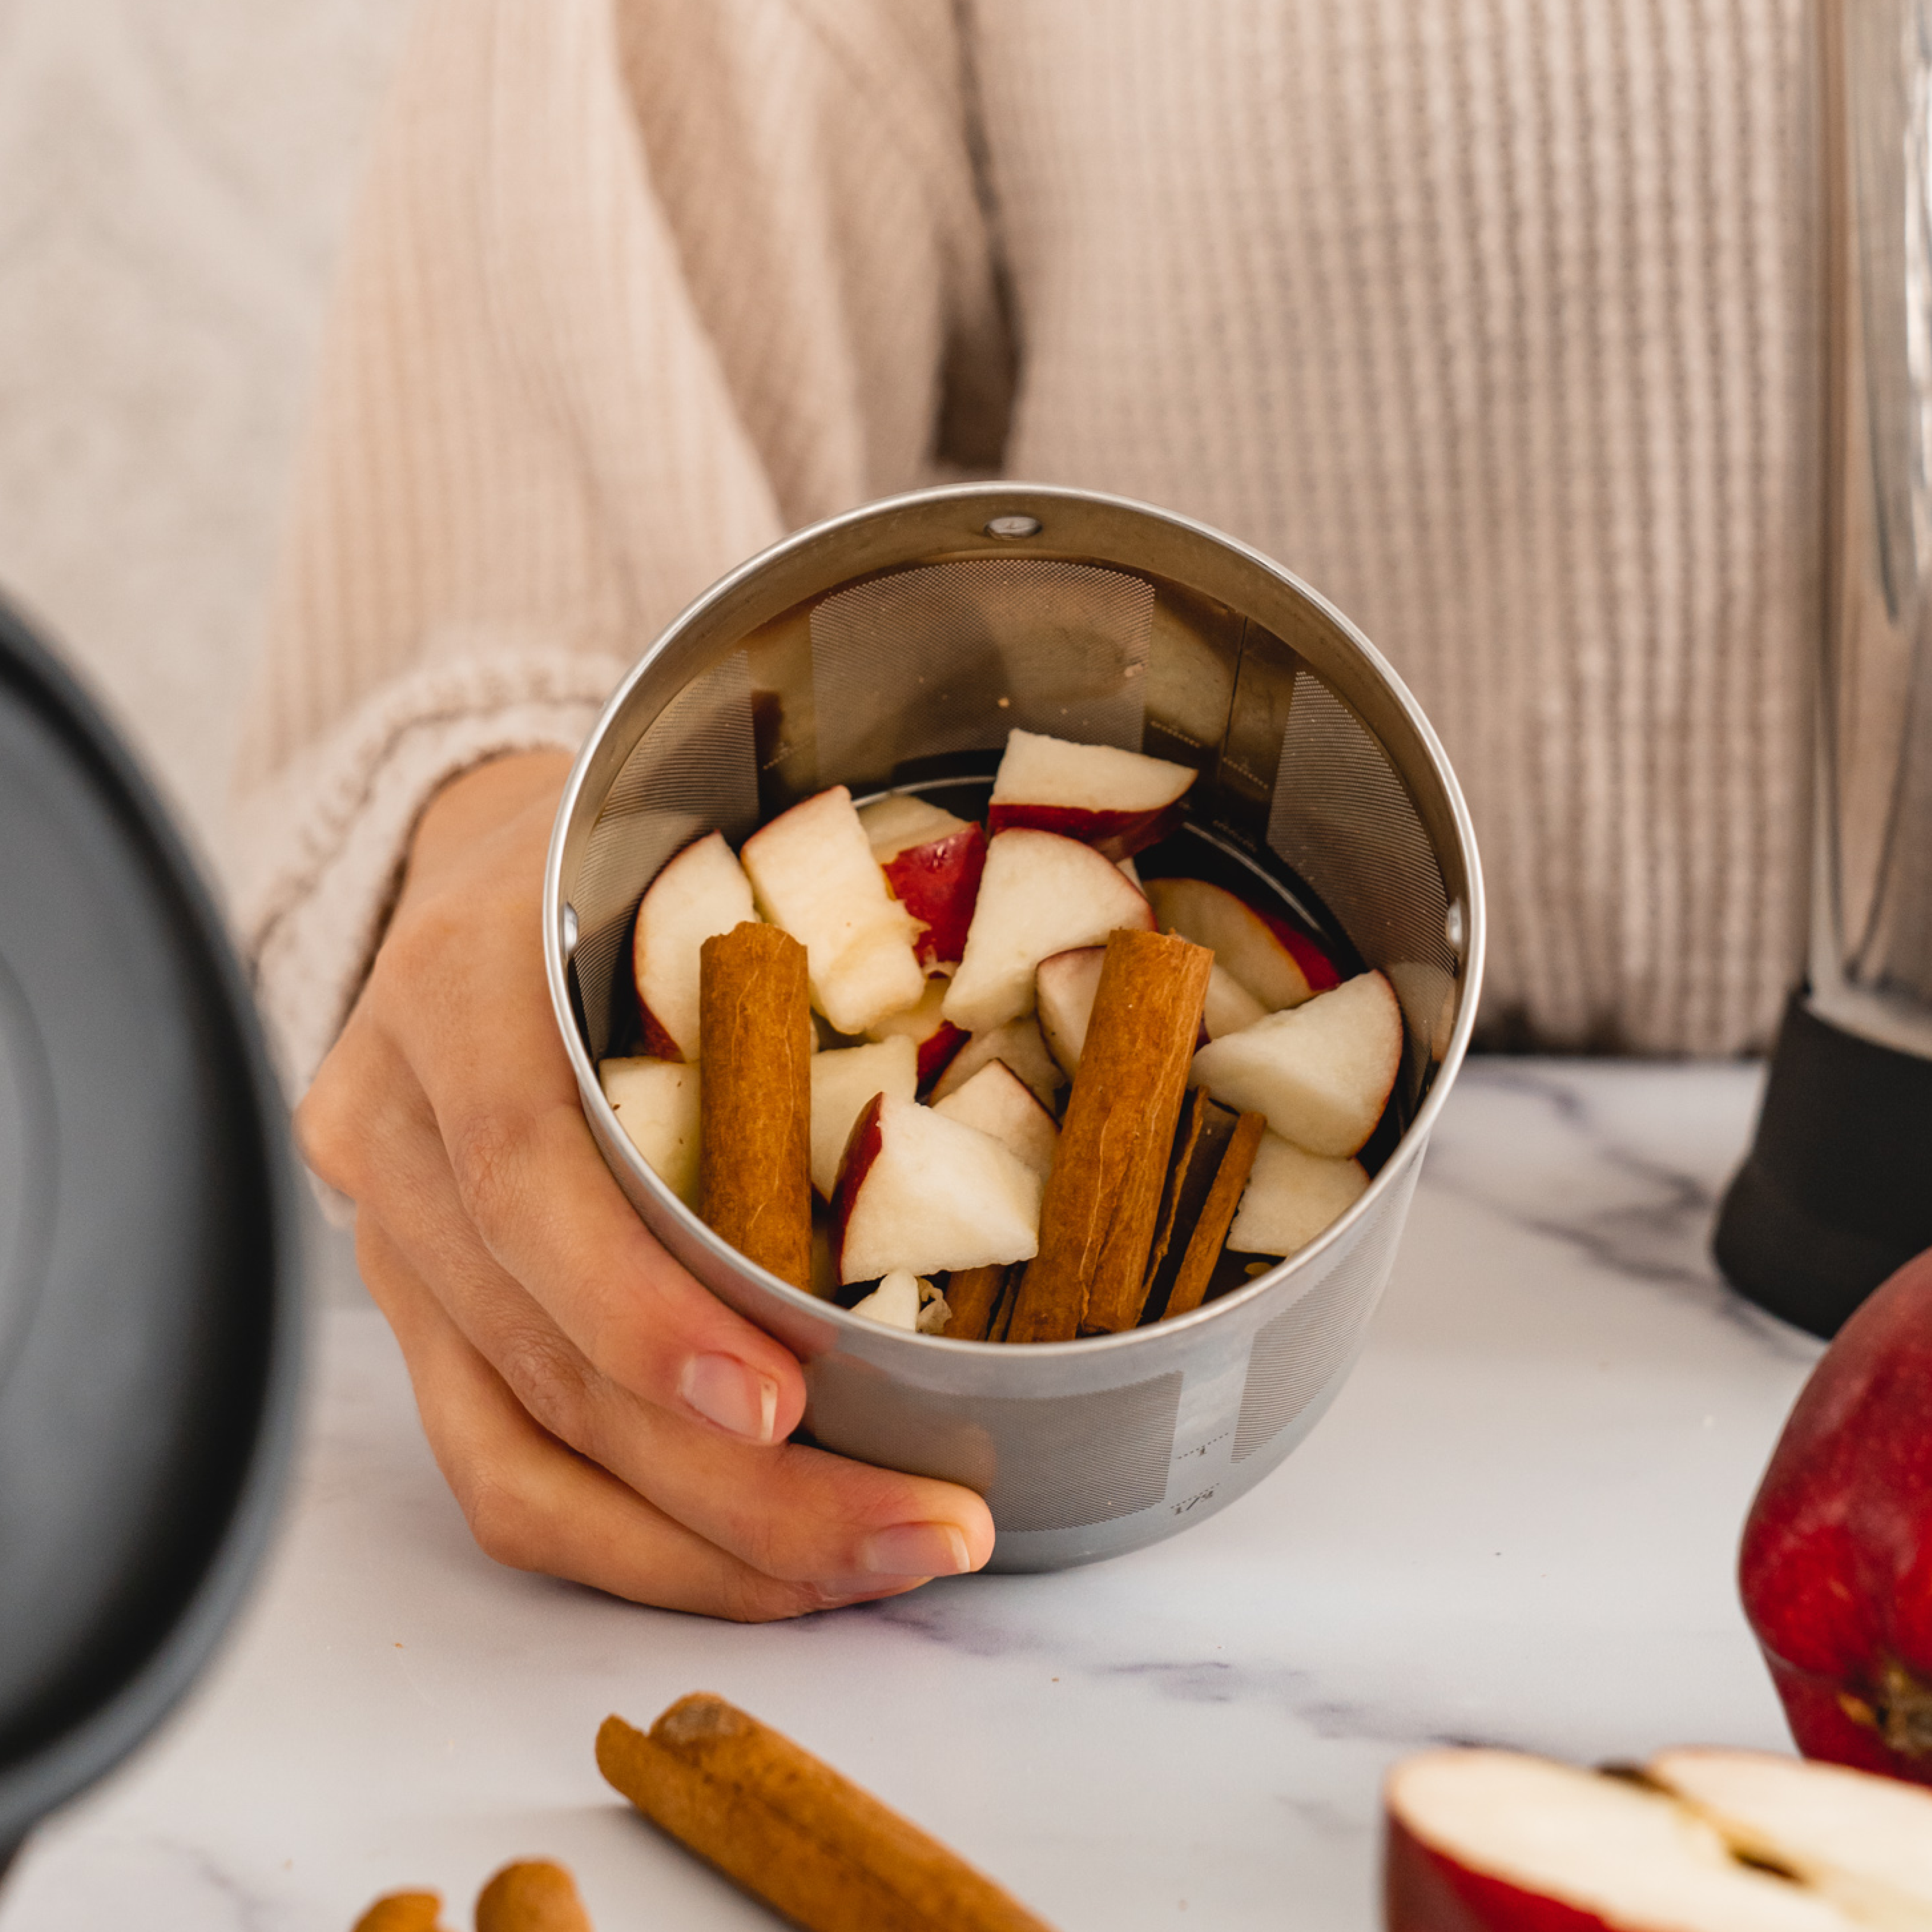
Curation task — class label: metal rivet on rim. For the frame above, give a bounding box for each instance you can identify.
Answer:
[1444,900,1465,952]
[984,514,1043,539]
[562,903,579,953]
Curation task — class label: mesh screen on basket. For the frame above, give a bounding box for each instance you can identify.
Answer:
[810,558,1156,781]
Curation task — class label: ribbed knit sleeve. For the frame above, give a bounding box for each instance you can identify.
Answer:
[231,0,1001,1087]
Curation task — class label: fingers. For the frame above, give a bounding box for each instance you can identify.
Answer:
[356,1219,911,1621]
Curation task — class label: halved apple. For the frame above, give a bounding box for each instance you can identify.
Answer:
[598,1058,701,1208]
[859,794,987,967]
[1144,875,1336,1013]
[864,975,969,1088]
[740,785,924,1034]
[1647,1748,1932,1929]
[987,728,1196,860]
[931,1060,1060,1177]
[1386,1749,1860,1932]
[1226,1130,1368,1256]
[830,1093,1043,1283]
[630,830,758,1061]
[1190,970,1403,1158]
[927,1013,1063,1109]
[808,1036,918,1199]
[941,828,1153,1035]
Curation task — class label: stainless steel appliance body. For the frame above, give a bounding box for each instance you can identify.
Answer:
[545,485,1484,1570]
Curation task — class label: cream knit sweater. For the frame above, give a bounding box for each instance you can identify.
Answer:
[234,0,1817,1082]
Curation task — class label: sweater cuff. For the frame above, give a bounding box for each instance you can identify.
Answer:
[233,649,628,1094]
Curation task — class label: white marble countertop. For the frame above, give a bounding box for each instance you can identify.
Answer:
[0,1060,1826,1932]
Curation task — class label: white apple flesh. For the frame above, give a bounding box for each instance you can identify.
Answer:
[1145,875,1333,1012]
[1386,1749,1861,1932]
[931,1059,1060,1177]
[927,1013,1064,1109]
[740,785,925,1034]
[807,1036,918,1199]
[831,1092,1043,1283]
[1190,970,1403,1158]
[1035,945,1106,1077]
[864,975,968,1088]
[941,828,1154,1035]
[987,727,1196,860]
[1226,1130,1368,1256]
[858,794,969,860]
[598,1057,701,1208]
[630,830,758,1061]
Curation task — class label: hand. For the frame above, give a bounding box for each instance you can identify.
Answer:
[297,750,994,1618]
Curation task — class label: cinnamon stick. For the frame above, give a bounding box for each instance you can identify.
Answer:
[597,1697,1056,1932]
[943,1264,1007,1341]
[1160,1110,1266,1321]
[475,1862,594,1932]
[351,1896,447,1932]
[1006,929,1212,1341]
[1139,1093,1238,1322]
[699,923,812,1291]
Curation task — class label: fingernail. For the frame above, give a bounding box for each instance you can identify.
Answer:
[680,1354,779,1442]
[811,1576,911,1607]
[859,1522,972,1578]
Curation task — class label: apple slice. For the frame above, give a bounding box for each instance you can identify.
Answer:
[808,1036,918,1199]
[941,828,1154,1035]
[1190,970,1403,1158]
[987,728,1196,860]
[864,976,969,1088]
[849,1268,953,1334]
[1647,1748,1932,1929]
[1386,1749,1859,1932]
[860,794,988,967]
[1204,962,1268,1040]
[830,1093,1043,1283]
[928,1013,1064,1109]
[598,1058,701,1208]
[1226,1130,1368,1256]
[630,831,758,1061]
[1143,875,1337,1013]
[1035,946,1106,1077]
[740,785,925,1034]
[932,1060,1060,1177]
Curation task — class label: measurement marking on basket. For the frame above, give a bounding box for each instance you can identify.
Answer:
[1170,1487,1219,1516]
[1173,1433,1229,1463]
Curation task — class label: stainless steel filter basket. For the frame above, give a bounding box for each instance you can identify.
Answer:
[544,484,1484,1571]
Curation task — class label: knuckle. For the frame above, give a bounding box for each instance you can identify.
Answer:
[491,1324,592,1447]
[445,1106,535,1236]
[716,1567,822,1625]
[295,1060,364,1196]
[459,1465,547,1573]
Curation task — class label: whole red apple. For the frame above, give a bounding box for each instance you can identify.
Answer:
[1740,1244,1932,1785]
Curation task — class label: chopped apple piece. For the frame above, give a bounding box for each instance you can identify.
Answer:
[865,800,986,967]
[1204,962,1268,1040]
[859,794,970,861]
[1035,946,1106,1077]
[1226,1131,1368,1255]
[598,1058,701,1208]
[740,785,925,1034]
[941,828,1153,1035]
[631,831,757,1061]
[1386,1749,1860,1932]
[808,1037,918,1199]
[987,728,1196,860]
[927,1014,1063,1108]
[1190,971,1403,1158]
[864,976,968,1087]
[849,1268,922,1330]
[1144,875,1331,1013]
[1117,856,1144,890]
[830,1093,1043,1283]
[932,1060,1060,1177]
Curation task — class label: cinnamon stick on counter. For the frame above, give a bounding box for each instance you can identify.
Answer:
[475,1861,595,1932]
[699,923,812,1291]
[1160,1110,1266,1321]
[1006,928,1212,1342]
[597,1697,1056,1932]
[943,1264,1008,1341]
[350,1895,448,1932]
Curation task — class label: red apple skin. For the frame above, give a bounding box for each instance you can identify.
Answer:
[637,1002,683,1063]
[1740,1244,1932,1786]
[1385,1816,1616,1932]
[827,1092,886,1281]
[1257,908,1342,993]
[985,799,1184,863]
[916,1021,968,1090]
[881,824,987,966]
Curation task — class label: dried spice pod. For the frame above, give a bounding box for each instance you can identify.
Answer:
[350,1895,448,1932]
[1161,1111,1267,1321]
[474,1861,595,1932]
[698,922,813,1291]
[598,1696,1056,1932]
[1007,929,1212,1341]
